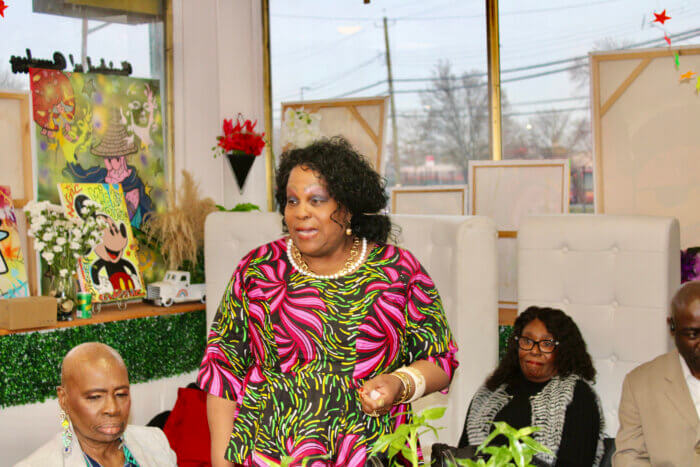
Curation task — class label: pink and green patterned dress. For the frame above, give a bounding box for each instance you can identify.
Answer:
[197,238,458,466]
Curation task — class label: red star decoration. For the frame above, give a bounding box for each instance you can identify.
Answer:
[0,1,8,18]
[653,9,671,24]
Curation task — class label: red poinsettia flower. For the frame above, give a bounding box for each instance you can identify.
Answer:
[213,115,266,158]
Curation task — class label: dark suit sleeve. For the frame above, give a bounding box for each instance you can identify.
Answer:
[555,380,600,467]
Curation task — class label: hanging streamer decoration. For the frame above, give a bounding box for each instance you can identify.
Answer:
[652,9,698,93]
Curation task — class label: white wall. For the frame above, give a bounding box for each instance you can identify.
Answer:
[173,0,267,210]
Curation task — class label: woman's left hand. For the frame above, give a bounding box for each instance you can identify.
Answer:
[358,373,403,417]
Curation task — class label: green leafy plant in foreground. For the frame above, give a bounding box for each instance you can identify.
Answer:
[455,422,552,467]
[271,409,551,466]
[371,406,446,467]
[216,202,261,212]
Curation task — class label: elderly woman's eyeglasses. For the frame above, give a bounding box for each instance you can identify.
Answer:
[514,336,559,353]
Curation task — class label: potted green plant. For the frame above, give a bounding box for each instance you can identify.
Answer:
[456,422,552,467]
[371,408,551,467]
[371,407,446,467]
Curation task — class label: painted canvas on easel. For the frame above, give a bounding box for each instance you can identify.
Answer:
[29,68,167,282]
[58,183,146,304]
[0,186,29,298]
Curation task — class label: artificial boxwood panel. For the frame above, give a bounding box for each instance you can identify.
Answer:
[499,325,513,360]
[0,310,206,408]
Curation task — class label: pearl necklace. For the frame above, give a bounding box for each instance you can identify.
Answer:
[287,237,368,280]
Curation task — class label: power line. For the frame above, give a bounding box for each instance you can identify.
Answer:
[329,26,700,98]
[277,53,383,100]
[391,63,588,94]
[397,0,623,20]
[394,27,700,82]
[505,106,590,117]
[271,0,623,22]
[509,96,588,106]
[397,105,590,119]
[396,96,588,115]
[333,80,387,98]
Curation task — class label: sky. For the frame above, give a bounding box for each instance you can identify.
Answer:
[2,0,699,166]
[3,0,698,121]
[0,0,156,81]
[270,0,700,125]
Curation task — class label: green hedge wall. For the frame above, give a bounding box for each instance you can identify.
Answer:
[499,325,514,360]
[0,310,206,408]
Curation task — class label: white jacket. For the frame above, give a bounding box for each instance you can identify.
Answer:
[14,425,177,467]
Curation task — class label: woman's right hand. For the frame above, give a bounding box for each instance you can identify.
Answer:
[358,373,404,417]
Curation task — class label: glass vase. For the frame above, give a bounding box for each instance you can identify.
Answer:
[50,273,77,321]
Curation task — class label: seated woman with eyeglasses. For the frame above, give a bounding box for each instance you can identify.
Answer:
[458,306,604,466]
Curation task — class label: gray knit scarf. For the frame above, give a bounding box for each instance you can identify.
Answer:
[465,375,605,466]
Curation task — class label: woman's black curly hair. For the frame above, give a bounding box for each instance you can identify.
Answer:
[485,306,596,390]
[274,136,393,243]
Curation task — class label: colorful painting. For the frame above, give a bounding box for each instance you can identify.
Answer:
[28,68,167,283]
[57,183,146,304]
[0,186,29,298]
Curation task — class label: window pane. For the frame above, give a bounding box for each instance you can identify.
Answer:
[271,1,486,188]
[2,1,164,89]
[498,0,699,213]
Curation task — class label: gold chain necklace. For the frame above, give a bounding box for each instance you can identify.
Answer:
[289,237,365,279]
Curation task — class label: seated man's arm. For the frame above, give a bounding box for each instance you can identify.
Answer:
[613,374,651,466]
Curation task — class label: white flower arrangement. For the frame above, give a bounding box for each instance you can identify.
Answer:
[24,200,107,291]
[281,107,322,150]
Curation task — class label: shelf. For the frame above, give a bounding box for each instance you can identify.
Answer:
[0,301,206,336]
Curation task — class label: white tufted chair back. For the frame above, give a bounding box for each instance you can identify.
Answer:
[517,214,680,435]
[204,212,499,447]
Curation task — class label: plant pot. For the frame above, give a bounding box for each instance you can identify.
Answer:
[226,151,256,193]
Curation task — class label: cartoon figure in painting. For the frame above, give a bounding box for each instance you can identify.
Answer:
[74,195,140,295]
[64,109,154,228]
[122,82,158,150]
[29,69,76,139]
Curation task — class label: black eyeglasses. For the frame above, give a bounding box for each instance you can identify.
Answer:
[514,336,559,353]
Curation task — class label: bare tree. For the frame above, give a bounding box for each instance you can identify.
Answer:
[403,61,490,182]
[569,37,634,91]
[0,68,27,91]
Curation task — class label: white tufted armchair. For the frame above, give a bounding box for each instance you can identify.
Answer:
[517,214,680,435]
[204,212,499,450]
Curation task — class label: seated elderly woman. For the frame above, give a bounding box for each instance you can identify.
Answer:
[459,306,604,466]
[17,342,177,467]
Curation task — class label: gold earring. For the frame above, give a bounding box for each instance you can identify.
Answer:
[346,227,352,236]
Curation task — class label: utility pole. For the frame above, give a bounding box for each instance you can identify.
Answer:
[383,16,400,185]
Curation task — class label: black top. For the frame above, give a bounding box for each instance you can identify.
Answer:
[459,373,600,467]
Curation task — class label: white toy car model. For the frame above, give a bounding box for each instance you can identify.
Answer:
[147,270,206,307]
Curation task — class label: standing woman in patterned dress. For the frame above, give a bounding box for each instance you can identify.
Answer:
[198,137,459,467]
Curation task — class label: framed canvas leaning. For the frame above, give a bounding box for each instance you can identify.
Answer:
[469,159,570,305]
[391,185,466,215]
